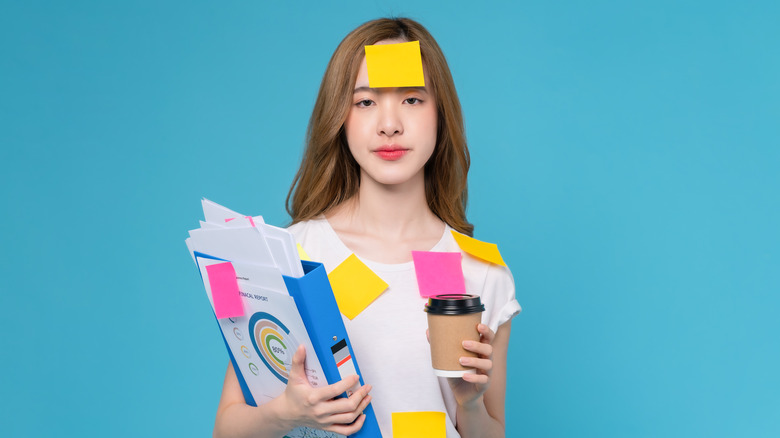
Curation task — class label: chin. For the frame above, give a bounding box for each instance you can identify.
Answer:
[365,171,419,187]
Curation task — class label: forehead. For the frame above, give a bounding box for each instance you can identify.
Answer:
[354,56,370,86]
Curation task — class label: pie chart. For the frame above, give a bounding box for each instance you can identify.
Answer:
[248,312,298,384]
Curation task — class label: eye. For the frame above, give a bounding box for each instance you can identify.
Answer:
[355,99,374,107]
[404,97,423,105]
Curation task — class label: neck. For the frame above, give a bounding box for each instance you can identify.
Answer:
[330,170,438,240]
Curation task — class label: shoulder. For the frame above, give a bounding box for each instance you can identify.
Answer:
[481,262,521,331]
[442,228,514,288]
[286,217,327,242]
[445,228,521,330]
[286,217,350,270]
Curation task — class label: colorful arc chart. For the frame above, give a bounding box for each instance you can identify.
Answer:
[248,312,298,384]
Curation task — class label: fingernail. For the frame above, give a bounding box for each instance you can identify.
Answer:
[459,357,467,365]
[463,340,473,348]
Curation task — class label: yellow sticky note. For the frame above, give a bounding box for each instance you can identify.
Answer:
[451,230,507,266]
[364,41,425,88]
[392,411,446,438]
[296,243,311,261]
[328,254,388,319]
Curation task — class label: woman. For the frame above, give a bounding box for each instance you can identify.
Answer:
[214,17,520,438]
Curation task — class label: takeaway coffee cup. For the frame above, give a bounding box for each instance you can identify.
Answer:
[424,294,485,377]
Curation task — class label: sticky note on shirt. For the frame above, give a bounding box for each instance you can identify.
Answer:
[411,251,466,298]
[328,254,388,319]
[206,262,244,319]
[451,230,507,266]
[392,411,445,438]
[296,243,311,261]
[365,41,425,88]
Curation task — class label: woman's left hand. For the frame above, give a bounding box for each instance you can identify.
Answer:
[447,323,495,408]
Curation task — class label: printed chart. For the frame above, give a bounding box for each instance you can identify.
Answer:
[249,312,299,384]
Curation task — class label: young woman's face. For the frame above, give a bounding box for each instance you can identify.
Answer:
[344,40,438,189]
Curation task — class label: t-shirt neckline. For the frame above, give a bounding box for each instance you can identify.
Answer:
[317,215,452,272]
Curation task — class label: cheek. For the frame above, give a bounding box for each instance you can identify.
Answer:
[424,108,438,145]
[344,113,362,151]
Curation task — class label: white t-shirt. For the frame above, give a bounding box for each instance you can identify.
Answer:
[287,217,521,437]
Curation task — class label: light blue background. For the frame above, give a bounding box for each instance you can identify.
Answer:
[1,1,778,436]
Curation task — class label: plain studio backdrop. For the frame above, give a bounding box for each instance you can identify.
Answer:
[1,1,778,436]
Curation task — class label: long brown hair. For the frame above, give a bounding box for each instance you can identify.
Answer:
[286,17,473,236]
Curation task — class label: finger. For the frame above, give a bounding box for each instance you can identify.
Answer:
[325,413,366,435]
[288,345,309,384]
[463,340,493,357]
[462,372,489,384]
[327,384,372,414]
[328,394,372,424]
[316,374,361,401]
[459,356,493,372]
[477,323,495,343]
[426,329,430,344]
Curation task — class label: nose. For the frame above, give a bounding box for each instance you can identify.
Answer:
[377,102,403,137]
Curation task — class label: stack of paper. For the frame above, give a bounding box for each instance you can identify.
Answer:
[186,198,304,278]
[185,199,328,406]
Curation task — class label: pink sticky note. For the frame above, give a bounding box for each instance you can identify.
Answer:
[224,216,256,227]
[206,262,244,319]
[411,251,466,298]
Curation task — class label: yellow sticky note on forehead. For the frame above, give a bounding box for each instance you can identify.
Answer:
[328,254,388,319]
[364,41,425,88]
[451,230,507,266]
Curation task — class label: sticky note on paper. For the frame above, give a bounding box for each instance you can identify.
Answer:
[296,243,311,261]
[392,411,446,438]
[328,254,388,319]
[451,231,507,266]
[411,251,466,298]
[206,262,244,319]
[224,216,256,227]
[365,41,425,88]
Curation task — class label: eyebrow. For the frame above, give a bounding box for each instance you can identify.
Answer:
[353,86,428,94]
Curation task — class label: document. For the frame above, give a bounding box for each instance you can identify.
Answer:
[186,199,381,438]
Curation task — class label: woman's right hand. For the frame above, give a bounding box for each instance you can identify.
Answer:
[277,345,372,435]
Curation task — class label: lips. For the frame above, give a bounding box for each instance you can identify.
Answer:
[374,145,408,161]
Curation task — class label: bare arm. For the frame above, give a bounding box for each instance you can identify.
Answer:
[214,362,292,438]
[454,320,512,438]
[213,345,372,438]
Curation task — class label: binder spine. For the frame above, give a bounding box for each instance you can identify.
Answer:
[283,263,343,385]
[283,261,382,438]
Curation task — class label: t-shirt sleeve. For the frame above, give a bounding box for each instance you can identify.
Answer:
[482,263,522,333]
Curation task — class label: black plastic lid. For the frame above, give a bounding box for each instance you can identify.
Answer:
[424,294,485,315]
